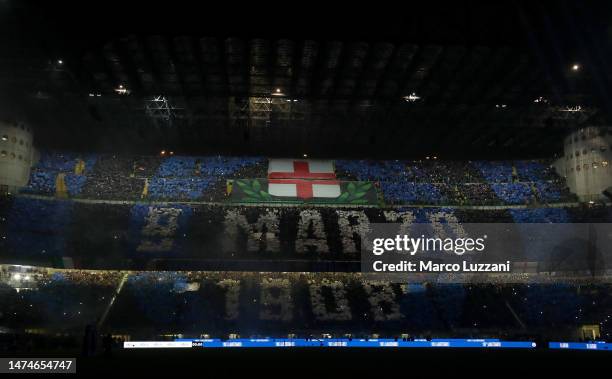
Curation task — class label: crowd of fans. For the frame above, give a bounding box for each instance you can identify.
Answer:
[380,182,444,204]
[148,156,265,201]
[147,177,215,201]
[21,151,266,202]
[18,152,578,206]
[22,152,97,196]
[490,183,533,205]
[1,195,610,269]
[509,208,572,223]
[446,183,501,206]
[79,155,147,200]
[0,268,122,334]
[337,159,576,205]
[2,152,608,354]
[0,267,609,341]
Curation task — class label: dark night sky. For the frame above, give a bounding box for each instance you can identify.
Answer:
[3,1,611,53]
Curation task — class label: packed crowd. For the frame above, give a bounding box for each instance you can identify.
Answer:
[0,269,121,333]
[18,152,577,205]
[337,159,575,205]
[22,151,266,202]
[148,156,265,201]
[2,153,607,349]
[445,183,501,206]
[22,152,97,197]
[1,195,610,270]
[0,267,609,340]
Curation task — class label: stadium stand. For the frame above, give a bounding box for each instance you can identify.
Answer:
[0,267,610,341]
[0,194,609,271]
[4,3,612,371]
[0,153,607,347]
[20,152,576,205]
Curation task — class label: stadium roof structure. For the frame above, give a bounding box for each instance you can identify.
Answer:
[1,0,611,158]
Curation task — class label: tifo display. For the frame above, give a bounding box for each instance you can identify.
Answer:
[0,152,609,347]
[19,152,576,205]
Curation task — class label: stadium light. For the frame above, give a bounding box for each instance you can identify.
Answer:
[12,273,21,281]
[403,93,421,102]
[115,85,129,95]
[560,106,582,112]
[534,96,547,103]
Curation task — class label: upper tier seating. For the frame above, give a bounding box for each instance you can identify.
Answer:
[20,152,575,205]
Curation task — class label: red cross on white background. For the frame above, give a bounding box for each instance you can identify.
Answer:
[268,179,341,199]
[268,161,336,179]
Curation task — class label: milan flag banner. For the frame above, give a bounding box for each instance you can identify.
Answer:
[268,179,341,198]
[228,158,378,204]
[228,179,378,204]
[267,159,336,179]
